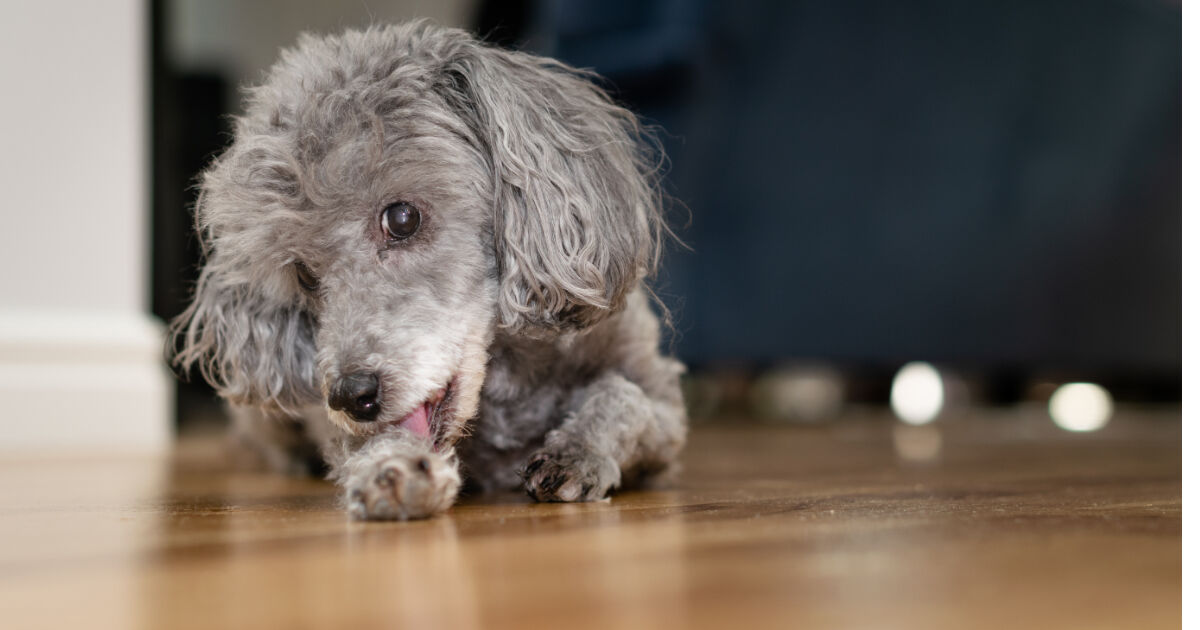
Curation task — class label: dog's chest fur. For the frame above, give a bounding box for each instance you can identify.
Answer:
[456,336,594,491]
[455,292,647,491]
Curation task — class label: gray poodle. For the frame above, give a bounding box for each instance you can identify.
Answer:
[170,21,687,520]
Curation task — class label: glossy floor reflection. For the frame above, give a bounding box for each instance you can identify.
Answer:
[0,407,1180,629]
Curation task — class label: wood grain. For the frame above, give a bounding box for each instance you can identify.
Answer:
[0,408,1179,629]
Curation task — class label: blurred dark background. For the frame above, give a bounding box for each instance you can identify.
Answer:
[152,0,1181,426]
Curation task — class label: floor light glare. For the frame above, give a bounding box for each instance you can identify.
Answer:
[892,423,943,462]
[1048,382,1113,432]
[750,365,844,422]
[890,361,944,425]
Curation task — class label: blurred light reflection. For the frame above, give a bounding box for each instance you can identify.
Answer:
[890,362,944,425]
[1049,383,1113,432]
[892,424,943,462]
[750,364,844,422]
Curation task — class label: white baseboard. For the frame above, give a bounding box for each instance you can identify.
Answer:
[0,309,173,453]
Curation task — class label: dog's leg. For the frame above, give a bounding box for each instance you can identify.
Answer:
[228,404,328,477]
[521,369,687,502]
[333,433,462,520]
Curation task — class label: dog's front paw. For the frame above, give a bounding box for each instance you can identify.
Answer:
[520,447,620,502]
[344,451,461,521]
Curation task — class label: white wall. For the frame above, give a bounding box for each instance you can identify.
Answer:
[0,1,171,452]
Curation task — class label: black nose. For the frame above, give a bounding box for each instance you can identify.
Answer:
[328,372,381,422]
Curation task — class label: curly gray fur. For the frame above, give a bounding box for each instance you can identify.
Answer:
[169,20,686,520]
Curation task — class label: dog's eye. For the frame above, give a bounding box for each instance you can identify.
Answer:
[294,262,319,292]
[381,202,421,241]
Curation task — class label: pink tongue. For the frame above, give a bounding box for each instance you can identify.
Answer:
[398,403,431,438]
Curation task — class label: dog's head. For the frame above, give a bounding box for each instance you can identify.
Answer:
[170,22,664,446]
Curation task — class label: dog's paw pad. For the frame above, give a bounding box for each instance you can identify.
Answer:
[520,450,619,503]
[345,453,460,521]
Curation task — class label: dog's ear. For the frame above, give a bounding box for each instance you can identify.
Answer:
[169,166,320,412]
[440,43,664,333]
[170,267,320,411]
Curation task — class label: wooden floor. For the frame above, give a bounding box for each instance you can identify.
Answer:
[0,408,1180,629]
